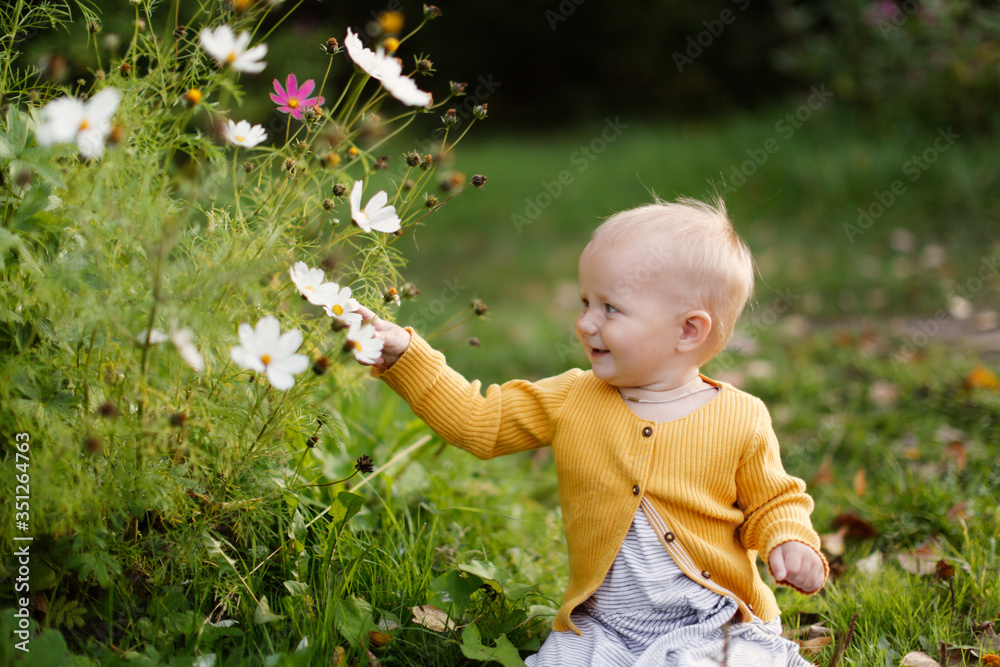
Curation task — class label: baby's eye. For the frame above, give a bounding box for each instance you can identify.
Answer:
[604,303,618,314]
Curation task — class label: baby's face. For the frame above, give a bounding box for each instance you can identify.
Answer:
[575,237,692,389]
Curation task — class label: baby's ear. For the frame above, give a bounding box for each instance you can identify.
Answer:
[677,310,712,353]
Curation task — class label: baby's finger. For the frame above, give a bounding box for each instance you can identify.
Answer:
[355,304,377,323]
[770,548,786,582]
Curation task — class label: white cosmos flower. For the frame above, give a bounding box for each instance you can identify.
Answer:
[170,323,205,372]
[134,320,204,372]
[223,119,267,148]
[344,28,391,80]
[350,180,401,233]
[343,28,431,107]
[344,320,383,365]
[36,88,121,159]
[199,25,268,73]
[321,286,362,329]
[230,316,309,391]
[289,261,340,306]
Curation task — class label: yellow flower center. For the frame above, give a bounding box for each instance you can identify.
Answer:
[234,135,245,142]
[260,354,271,366]
[331,304,344,316]
[288,98,300,109]
[185,89,203,104]
[79,119,90,131]
[226,52,237,64]
[349,341,361,351]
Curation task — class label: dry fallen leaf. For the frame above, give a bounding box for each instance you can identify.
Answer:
[896,540,944,576]
[367,630,393,647]
[831,512,878,538]
[813,456,834,486]
[855,551,883,575]
[796,636,833,656]
[853,468,867,497]
[821,526,848,557]
[942,441,968,472]
[977,621,1000,653]
[947,502,968,520]
[410,605,456,632]
[934,560,955,580]
[900,651,941,667]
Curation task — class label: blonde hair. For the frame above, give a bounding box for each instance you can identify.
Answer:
[590,195,755,362]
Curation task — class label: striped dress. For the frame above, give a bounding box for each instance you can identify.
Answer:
[526,500,812,667]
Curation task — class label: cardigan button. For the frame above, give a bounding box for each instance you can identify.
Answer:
[631,484,640,496]
[664,531,675,542]
[641,426,653,437]
[701,570,711,580]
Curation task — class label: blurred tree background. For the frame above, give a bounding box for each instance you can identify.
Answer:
[13,0,999,385]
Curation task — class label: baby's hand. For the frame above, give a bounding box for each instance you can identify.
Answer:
[768,541,825,593]
[355,305,411,370]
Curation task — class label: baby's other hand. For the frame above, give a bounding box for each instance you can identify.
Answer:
[768,541,825,593]
[355,305,411,370]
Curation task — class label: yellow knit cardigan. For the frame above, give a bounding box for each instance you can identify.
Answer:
[373,332,827,635]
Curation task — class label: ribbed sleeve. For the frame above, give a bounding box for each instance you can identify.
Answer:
[373,330,583,459]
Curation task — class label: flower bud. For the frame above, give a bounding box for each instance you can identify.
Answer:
[323,37,339,54]
[174,25,187,40]
[472,299,489,316]
[355,454,375,473]
[119,62,131,76]
[374,155,389,170]
[89,21,101,34]
[417,58,434,74]
[242,161,254,173]
[347,147,359,160]
[97,401,118,418]
[383,37,400,53]
[473,103,488,120]
[449,81,467,96]
[420,154,434,171]
[307,435,319,447]
[95,70,106,80]
[303,104,322,122]
[405,151,421,167]
[293,139,309,155]
[423,4,442,19]
[400,282,420,299]
[324,153,342,168]
[471,174,487,188]
[441,108,458,127]
[183,88,202,106]
[467,337,481,347]
[403,179,415,191]
[425,195,439,208]
[85,436,102,454]
[312,356,330,376]
[323,198,335,210]
[332,183,346,197]
[384,287,401,306]
[283,157,297,174]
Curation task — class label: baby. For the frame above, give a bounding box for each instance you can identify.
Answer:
[355,197,827,666]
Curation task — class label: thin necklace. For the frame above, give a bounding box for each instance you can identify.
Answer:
[618,377,714,404]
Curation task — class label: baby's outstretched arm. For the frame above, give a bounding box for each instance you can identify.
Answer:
[768,541,826,593]
[355,305,411,371]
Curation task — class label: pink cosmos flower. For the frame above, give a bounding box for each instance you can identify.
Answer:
[269,74,325,120]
